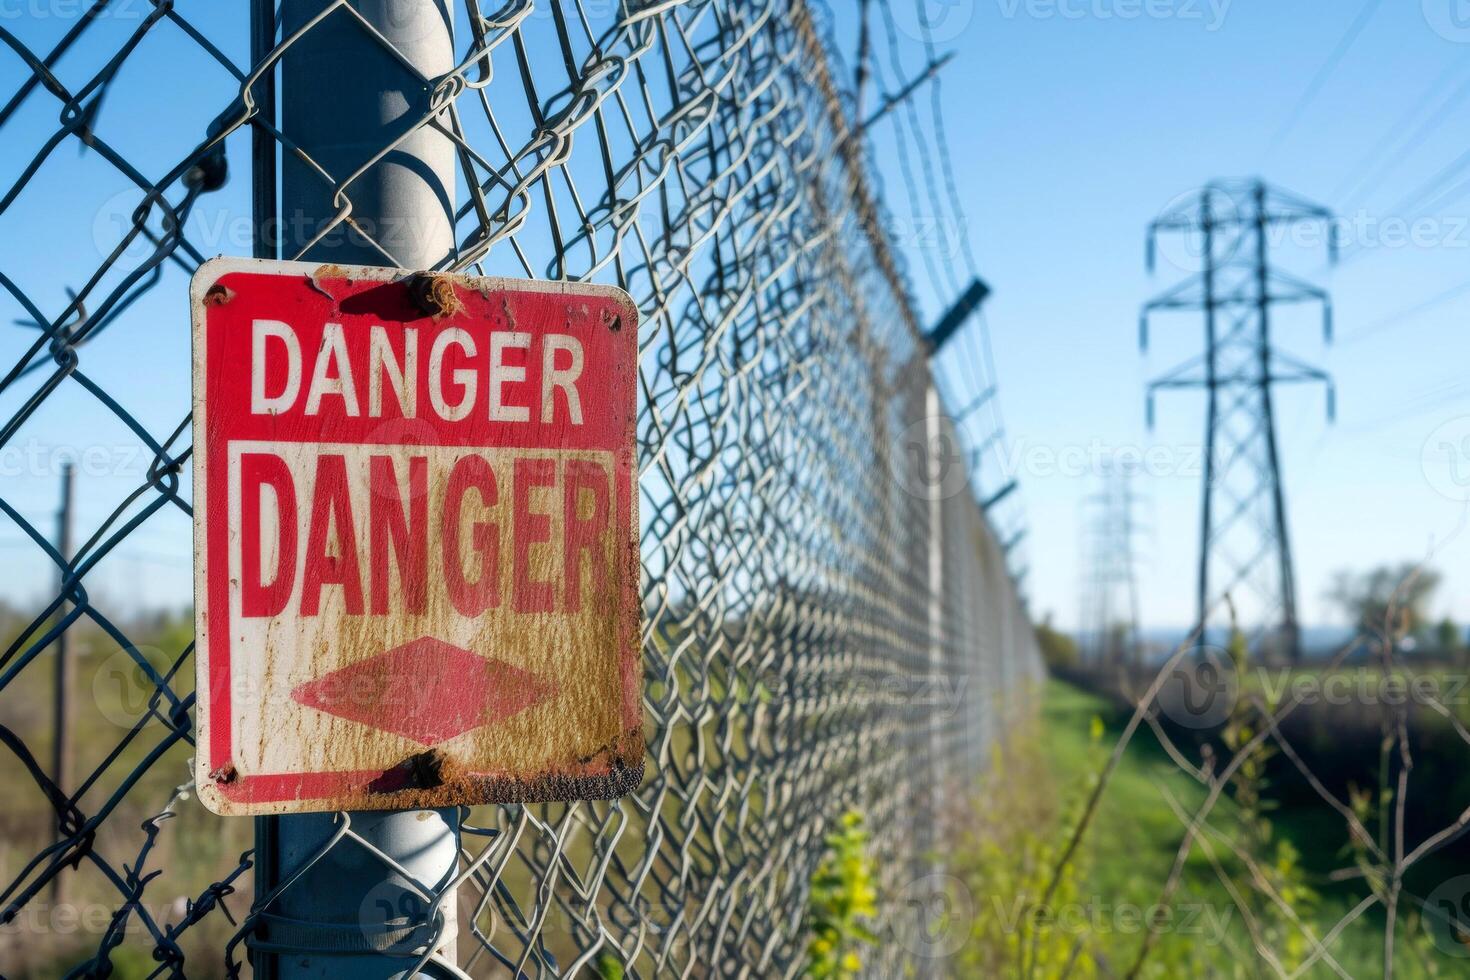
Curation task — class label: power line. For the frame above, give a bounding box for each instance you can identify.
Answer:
[1331,55,1470,206]
[1340,273,1470,346]
[1382,142,1470,220]
[1336,372,1469,436]
[1262,0,1384,160]
[1336,154,1470,269]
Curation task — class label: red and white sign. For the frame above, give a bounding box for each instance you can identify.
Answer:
[190,258,642,815]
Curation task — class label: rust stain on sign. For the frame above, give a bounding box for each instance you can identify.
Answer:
[190,257,643,816]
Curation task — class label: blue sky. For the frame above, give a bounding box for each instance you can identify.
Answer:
[850,0,1470,631]
[4,1,1470,634]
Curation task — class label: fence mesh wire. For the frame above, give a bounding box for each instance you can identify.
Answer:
[0,0,1043,976]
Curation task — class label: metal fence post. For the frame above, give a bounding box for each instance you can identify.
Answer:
[924,384,946,859]
[50,460,74,907]
[252,1,459,976]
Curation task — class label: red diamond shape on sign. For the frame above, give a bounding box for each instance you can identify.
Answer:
[291,636,558,746]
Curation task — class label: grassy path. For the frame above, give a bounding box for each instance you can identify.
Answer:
[964,679,1458,978]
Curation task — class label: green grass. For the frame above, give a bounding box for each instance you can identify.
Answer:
[0,610,253,979]
[1041,680,1224,915]
[1032,678,1458,979]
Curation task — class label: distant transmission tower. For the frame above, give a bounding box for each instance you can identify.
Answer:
[1141,179,1336,663]
[1079,462,1144,667]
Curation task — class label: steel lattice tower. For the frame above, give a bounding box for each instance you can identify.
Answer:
[1142,179,1336,663]
[1079,461,1145,666]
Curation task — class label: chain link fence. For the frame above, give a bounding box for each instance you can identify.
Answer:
[0,1,1043,976]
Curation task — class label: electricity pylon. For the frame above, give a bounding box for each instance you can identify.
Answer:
[1079,461,1145,667]
[1141,179,1335,663]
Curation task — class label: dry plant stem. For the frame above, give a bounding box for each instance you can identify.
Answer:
[1394,638,1470,882]
[1397,882,1469,974]
[1261,715,1385,866]
[1325,866,1371,884]
[1141,711,1209,783]
[1121,722,1280,980]
[1369,509,1470,972]
[1059,935,1087,980]
[1030,523,1470,980]
[1417,691,1470,747]
[1389,885,1445,980]
[1373,559,1424,980]
[1290,893,1382,979]
[1019,625,1217,980]
[1382,713,1410,980]
[1375,514,1470,863]
[1145,683,1410,978]
[1142,681,1383,867]
[1121,636,1372,980]
[1168,798,1289,980]
[1402,801,1470,869]
[1157,784,1352,980]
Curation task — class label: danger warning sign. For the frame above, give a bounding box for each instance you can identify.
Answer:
[190,258,642,815]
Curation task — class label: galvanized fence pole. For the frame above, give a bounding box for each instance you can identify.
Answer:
[925,386,946,838]
[924,385,947,980]
[252,1,460,976]
[50,460,74,907]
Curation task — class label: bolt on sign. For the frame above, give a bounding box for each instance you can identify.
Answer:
[190,258,642,816]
